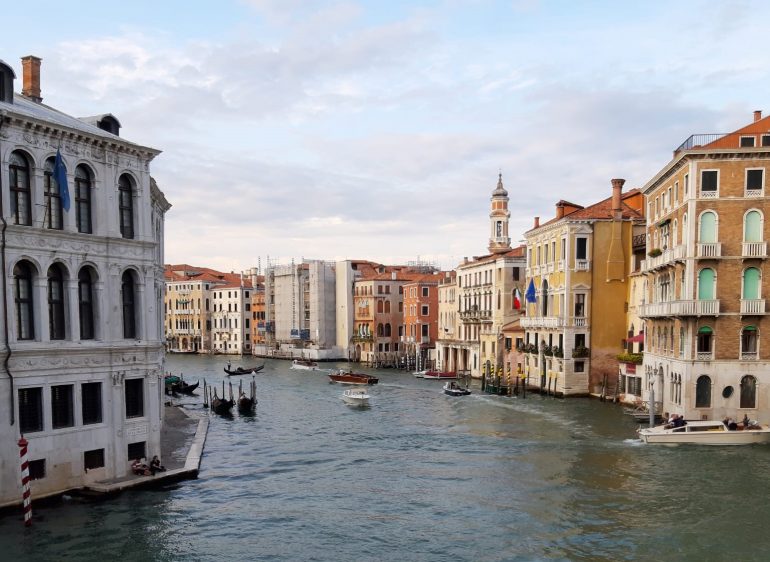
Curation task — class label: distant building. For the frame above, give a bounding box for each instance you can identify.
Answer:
[639,110,770,421]
[211,279,252,355]
[402,273,441,367]
[0,56,169,506]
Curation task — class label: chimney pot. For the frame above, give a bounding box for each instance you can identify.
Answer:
[534,216,540,228]
[556,203,564,219]
[611,178,625,216]
[20,55,42,103]
[754,110,762,122]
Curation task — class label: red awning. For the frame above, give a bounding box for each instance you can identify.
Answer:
[624,334,644,343]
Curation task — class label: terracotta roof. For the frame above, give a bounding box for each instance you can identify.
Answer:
[164,264,243,286]
[533,188,643,230]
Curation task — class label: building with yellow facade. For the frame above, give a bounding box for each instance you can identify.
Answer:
[521,180,645,396]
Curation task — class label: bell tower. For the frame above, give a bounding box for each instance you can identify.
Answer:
[488,173,511,254]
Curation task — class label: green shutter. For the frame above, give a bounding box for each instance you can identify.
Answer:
[743,267,760,300]
[744,211,762,242]
[698,268,715,300]
[699,212,716,243]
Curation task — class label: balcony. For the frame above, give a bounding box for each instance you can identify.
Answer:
[640,245,686,272]
[746,188,764,198]
[741,351,758,361]
[743,242,767,258]
[696,351,714,361]
[575,259,590,271]
[638,299,720,318]
[558,259,565,271]
[520,316,563,329]
[741,299,766,315]
[697,242,721,258]
[459,307,492,321]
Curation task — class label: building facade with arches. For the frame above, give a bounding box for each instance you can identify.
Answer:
[639,110,770,421]
[0,57,169,506]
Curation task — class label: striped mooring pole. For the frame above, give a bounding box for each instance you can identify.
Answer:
[18,436,32,527]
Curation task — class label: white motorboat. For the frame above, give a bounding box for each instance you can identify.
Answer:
[291,359,318,371]
[413,370,427,378]
[638,420,770,445]
[341,388,370,406]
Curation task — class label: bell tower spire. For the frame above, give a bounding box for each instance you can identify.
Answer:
[488,172,511,254]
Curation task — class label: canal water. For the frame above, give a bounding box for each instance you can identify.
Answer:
[3,355,770,561]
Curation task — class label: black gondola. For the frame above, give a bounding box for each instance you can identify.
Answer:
[237,377,257,414]
[210,382,235,415]
[224,364,264,376]
[173,380,200,395]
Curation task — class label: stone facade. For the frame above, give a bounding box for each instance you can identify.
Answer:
[0,57,168,506]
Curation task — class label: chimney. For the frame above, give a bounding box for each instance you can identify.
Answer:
[534,216,540,228]
[556,203,564,219]
[21,55,42,103]
[754,110,762,122]
[611,178,625,218]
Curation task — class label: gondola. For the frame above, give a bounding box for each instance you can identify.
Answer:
[237,378,257,414]
[174,380,200,395]
[224,364,264,376]
[211,395,234,415]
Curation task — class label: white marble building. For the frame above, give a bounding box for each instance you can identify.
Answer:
[0,56,170,506]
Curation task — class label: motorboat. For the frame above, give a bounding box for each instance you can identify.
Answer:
[638,420,770,445]
[422,371,459,380]
[443,381,471,396]
[328,370,379,385]
[341,388,370,406]
[413,370,428,378]
[291,359,318,371]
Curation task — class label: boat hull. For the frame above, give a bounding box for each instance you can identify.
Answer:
[341,390,370,406]
[328,373,378,385]
[423,371,459,380]
[639,422,770,445]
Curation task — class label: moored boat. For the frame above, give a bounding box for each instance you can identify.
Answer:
[443,381,471,396]
[422,370,459,380]
[413,370,428,378]
[291,359,318,371]
[328,370,379,385]
[341,388,370,406]
[638,420,770,445]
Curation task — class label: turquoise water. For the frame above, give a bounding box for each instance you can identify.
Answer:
[3,355,770,561]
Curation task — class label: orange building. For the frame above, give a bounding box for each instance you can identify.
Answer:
[402,273,442,368]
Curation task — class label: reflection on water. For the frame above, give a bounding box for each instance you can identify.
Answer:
[4,355,770,561]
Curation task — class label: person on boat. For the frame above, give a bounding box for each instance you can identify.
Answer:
[727,418,738,431]
[150,455,166,475]
[671,414,686,428]
[742,414,751,428]
[131,458,151,476]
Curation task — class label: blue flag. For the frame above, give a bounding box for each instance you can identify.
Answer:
[525,278,537,303]
[53,149,70,212]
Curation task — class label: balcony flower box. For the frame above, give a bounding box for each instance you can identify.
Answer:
[647,248,662,258]
[572,345,590,358]
[616,352,643,365]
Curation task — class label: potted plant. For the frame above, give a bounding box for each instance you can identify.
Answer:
[572,345,590,358]
[647,248,662,257]
[616,352,643,364]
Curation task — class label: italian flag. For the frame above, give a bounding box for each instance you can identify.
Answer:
[513,287,522,310]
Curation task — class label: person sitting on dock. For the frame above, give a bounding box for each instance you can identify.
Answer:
[131,458,151,476]
[150,455,166,475]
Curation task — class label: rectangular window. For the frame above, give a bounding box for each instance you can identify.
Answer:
[82,382,103,425]
[422,287,429,297]
[575,333,586,348]
[684,173,689,194]
[19,387,43,433]
[125,378,144,418]
[51,384,74,429]
[29,459,46,480]
[127,441,146,461]
[421,324,429,338]
[701,170,718,192]
[574,294,585,317]
[84,448,105,470]
[762,135,770,147]
[575,238,587,260]
[747,169,764,190]
[574,361,585,373]
[740,136,756,147]
[421,304,429,316]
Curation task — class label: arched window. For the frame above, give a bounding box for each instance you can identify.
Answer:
[14,261,35,340]
[377,300,384,313]
[744,210,762,242]
[75,165,93,234]
[79,267,96,340]
[695,375,711,408]
[384,323,391,337]
[743,267,760,300]
[699,211,717,243]
[741,326,758,358]
[43,157,64,230]
[697,268,715,300]
[377,323,384,337]
[47,264,66,340]
[497,290,501,310]
[384,301,391,313]
[121,271,137,339]
[740,375,757,409]
[9,151,32,225]
[682,213,688,243]
[119,174,134,239]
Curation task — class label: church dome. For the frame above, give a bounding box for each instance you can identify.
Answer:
[492,173,508,197]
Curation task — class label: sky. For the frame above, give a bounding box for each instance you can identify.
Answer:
[2,0,769,272]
